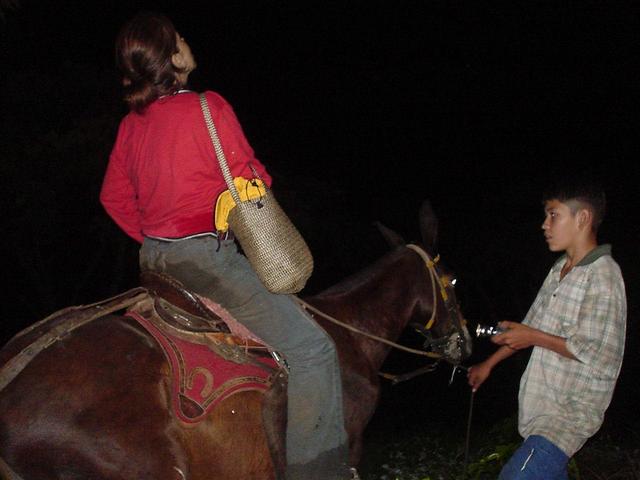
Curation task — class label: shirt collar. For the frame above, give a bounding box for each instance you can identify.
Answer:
[553,244,612,270]
[577,244,612,266]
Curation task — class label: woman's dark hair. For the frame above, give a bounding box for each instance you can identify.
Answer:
[115,12,182,112]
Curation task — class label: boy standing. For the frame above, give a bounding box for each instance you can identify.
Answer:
[468,182,626,479]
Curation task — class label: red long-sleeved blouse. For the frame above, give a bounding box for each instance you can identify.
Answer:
[100,91,271,243]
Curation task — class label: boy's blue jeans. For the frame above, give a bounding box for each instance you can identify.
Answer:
[499,435,569,480]
[140,236,350,479]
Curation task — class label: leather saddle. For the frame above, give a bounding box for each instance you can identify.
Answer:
[132,270,282,422]
[139,270,230,333]
[138,270,272,352]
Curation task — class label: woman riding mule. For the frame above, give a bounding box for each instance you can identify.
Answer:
[0,201,471,479]
[100,12,349,480]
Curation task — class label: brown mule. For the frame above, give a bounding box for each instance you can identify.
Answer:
[0,201,471,479]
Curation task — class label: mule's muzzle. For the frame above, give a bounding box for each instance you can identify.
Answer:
[430,325,472,365]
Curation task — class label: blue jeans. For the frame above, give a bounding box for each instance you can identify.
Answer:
[499,435,569,480]
[140,236,350,479]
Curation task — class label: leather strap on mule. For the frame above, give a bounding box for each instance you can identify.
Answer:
[0,455,23,480]
[0,288,148,393]
[0,288,149,480]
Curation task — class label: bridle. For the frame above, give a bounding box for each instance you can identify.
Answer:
[406,244,457,331]
[406,244,469,361]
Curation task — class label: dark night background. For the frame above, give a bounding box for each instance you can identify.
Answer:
[1,0,639,474]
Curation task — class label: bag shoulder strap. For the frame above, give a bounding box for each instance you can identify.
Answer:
[199,93,241,204]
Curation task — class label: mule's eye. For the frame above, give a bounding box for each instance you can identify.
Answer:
[441,275,456,287]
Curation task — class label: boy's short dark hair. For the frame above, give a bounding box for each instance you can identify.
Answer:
[543,179,607,231]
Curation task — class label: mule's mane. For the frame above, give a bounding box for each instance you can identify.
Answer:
[311,246,415,298]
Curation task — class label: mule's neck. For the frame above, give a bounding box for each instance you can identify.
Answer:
[309,247,434,370]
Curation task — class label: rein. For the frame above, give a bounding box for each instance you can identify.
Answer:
[296,298,442,359]
[296,243,455,363]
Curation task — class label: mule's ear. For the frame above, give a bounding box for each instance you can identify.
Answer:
[419,200,438,252]
[374,221,405,248]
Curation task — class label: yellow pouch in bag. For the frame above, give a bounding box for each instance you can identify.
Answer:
[214,177,266,232]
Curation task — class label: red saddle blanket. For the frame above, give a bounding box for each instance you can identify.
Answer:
[126,310,278,423]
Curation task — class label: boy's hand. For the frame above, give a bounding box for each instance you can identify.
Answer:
[467,362,492,392]
[492,321,537,350]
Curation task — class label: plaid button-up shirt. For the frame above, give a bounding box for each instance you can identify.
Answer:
[519,244,626,456]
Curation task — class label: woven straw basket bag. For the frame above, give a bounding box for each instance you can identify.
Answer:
[200,94,313,294]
